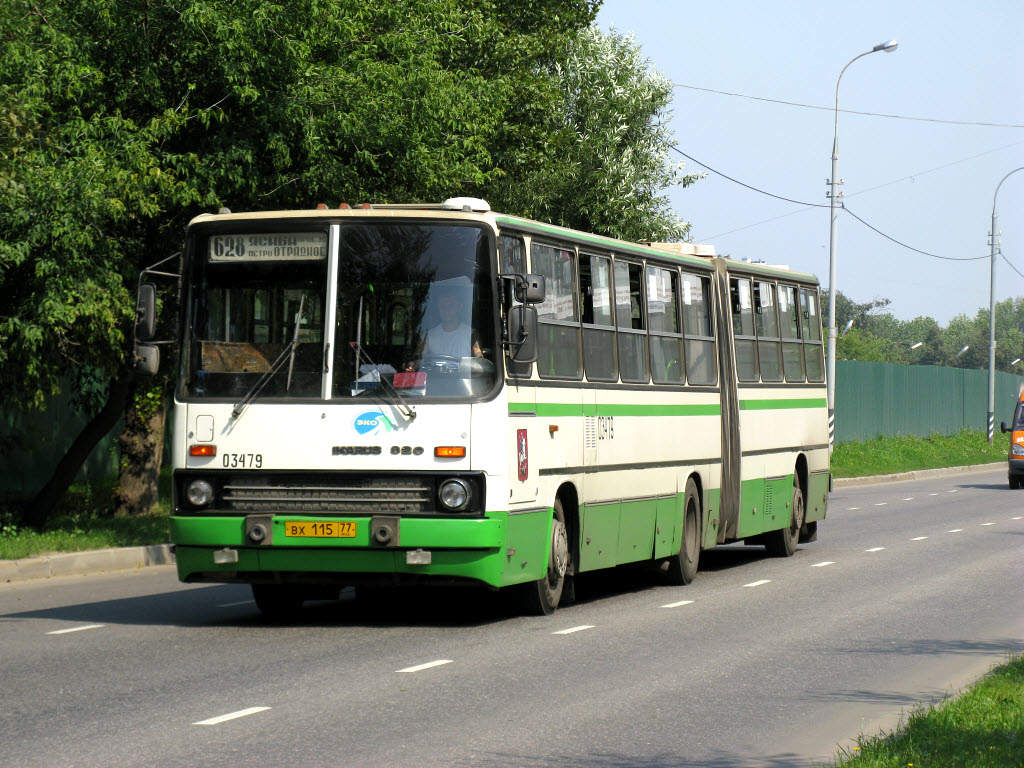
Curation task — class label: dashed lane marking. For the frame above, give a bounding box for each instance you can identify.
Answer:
[661,600,695,608]
[865,547,885,552]
[193,707,270,725]
[46,624,104,635]
[981,523,995,526]
[948,529,964,533]
[743,580,771,588]
[397,660,454,673]
[811,561,835,567]
[875,502,888,507]
[553,625,595,635]
[848,507,861,510]
[911,536,928,541]
[903,497,915,501]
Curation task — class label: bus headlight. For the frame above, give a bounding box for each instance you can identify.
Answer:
[438,479,471,512]
[186,479,215,507]
[1012,443,1024,456]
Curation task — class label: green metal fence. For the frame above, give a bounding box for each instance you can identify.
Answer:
[835,360,1024,444]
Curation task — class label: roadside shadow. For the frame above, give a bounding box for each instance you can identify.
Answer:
[837,637,1024,658]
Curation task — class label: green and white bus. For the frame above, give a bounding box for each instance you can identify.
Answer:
[135,198,830,618]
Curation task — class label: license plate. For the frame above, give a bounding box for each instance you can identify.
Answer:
[284,521,357,538]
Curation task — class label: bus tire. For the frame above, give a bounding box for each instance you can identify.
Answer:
[765,480,804,557]
[252,583,305,622]
[519,498,569,616]
[665,478,701,585]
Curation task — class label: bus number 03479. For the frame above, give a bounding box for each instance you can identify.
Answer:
[222,453,263,468]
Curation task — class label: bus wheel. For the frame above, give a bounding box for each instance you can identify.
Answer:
[665,478,701,585]
[765,481,804,557]
[520,499,569,616]
[252,583,305,622]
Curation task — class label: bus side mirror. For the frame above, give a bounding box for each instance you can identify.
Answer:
[136,282,157,341]
[516,274,545,304]
[1001,421,1010,433]
[134,343,160,375]
[507,305,539,364]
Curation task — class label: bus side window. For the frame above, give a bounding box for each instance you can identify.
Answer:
[614,260,648,383]
[779,284,805,381]
[647,265,683,384]
[533,241,582,379]
[755,281,783,382]
[681,272,717,386]
[580,254,616,381]
[800,287,825,382]
[730,277,758,382]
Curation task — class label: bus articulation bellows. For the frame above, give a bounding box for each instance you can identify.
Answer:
[134,197,830,619]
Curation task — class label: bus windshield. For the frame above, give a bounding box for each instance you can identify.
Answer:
[182,222,497,400]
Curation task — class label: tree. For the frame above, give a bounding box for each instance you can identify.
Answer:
[489,26,700,242]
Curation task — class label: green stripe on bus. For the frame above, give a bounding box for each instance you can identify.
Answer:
[739,398,827,411]
[509,402,721,417]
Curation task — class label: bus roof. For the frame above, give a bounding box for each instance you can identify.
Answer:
[187,200,820,284]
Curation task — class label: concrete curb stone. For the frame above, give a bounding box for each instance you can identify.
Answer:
[0,461,1008,584]
[0,543,174,585]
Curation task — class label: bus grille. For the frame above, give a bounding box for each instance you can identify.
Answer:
[220,477,432,513]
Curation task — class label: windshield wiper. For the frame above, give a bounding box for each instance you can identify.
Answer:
[349,295,416,420]
[231,294,306,419]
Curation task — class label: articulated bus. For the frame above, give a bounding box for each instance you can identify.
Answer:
[134,197,830,618]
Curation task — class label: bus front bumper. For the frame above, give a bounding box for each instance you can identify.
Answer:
[170,513,545,589]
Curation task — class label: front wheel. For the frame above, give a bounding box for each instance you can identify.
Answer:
[765,481,804,557]
[519,499,570,616]
[1010,474,1021,490]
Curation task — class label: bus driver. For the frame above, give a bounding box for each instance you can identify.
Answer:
[405,288,482,370]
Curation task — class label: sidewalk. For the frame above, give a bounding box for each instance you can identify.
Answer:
[1,462,1007,585]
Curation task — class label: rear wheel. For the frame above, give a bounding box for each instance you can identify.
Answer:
[664,478,701,585]
[765,480,804,557]
[519,498,569,616]
[252,583,305,622]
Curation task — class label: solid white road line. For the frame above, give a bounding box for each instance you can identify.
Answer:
[193,707,270,725]
[743,580,771,588]
[865,547,885,552]
[911,536,928,541]
[46,624,104,635]
[811,561,835,567]
[661,600,695,608]
[397,660,453,673]
[552,625,595,635]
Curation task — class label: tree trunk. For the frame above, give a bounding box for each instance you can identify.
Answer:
[112,379,168,516]
[24,373,134,529]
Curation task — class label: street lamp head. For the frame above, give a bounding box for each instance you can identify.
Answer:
[873,40,898,53]
[841,319,854,337]
[956,345,970,359]
[909,341,923,351]
[1012,357,1021,366]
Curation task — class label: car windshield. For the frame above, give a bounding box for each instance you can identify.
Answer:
[181,222,498,401]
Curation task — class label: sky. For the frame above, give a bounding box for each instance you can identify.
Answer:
[595,0,1024,326]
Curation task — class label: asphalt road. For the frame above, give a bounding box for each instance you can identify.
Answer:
[2,468,1022,768]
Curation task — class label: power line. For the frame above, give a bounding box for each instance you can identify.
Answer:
[672,82,1024,129]
[1000,251,1024,281]
[670,147,826,208]
[673,145,994,263]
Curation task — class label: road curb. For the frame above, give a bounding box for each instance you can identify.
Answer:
[0,544,174,585]
[832,461,1005,488]
[0,460,1009,584]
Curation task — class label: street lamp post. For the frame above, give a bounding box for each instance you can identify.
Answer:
[988,167,1024,443]
[826,40,898,450]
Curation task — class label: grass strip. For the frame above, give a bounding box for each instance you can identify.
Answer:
[827,655,1024,767]
[831,429,1008,478]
